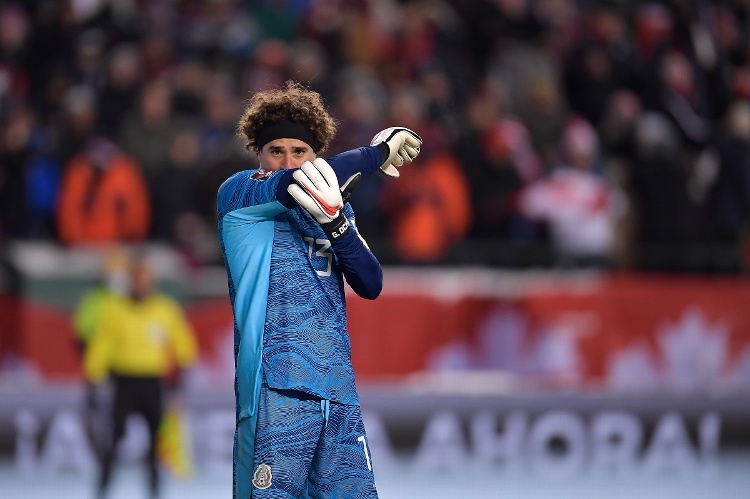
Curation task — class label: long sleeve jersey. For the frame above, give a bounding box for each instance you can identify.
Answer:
[217,146,385,422]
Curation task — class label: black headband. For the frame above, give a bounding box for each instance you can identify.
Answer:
[255,117,319,152]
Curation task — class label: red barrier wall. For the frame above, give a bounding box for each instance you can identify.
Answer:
[6,272,750,392]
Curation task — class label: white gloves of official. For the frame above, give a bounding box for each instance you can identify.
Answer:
[370,127,422,178]
[287,158,358,239]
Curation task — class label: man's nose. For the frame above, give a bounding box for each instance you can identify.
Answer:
[283,153,297,169]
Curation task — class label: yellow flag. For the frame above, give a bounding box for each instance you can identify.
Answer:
[156,403,194,479]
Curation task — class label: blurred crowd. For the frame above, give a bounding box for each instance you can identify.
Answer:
[1,0,750,272]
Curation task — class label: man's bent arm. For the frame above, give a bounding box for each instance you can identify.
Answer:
[329,227,383,300]
[275,146,385,208]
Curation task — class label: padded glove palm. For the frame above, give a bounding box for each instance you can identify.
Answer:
[370,127,422,178]
[287,158,355,239]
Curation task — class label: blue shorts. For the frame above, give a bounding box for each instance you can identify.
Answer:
[235,383,379,499]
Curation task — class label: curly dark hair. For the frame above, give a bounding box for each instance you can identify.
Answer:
[237,80,338,154]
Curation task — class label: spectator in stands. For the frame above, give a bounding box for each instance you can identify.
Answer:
[0,105,33,240]
[55,85,100,169]
[597,90,645,267]
[71,28,107,93]
[465,115,542,242]
[631,108,714,272]
[329,68,390,239]
[198,75,243,163]
[240,38,291,96]
[599,90,644,169]
[379,138,472,263]
[97,42,144,139]
[519,116,628,268]
[149,129,202,243]
[486,2,566,168]
[118,77,195,181]
[563,2,633,127]
[708,99,750,245]
[84,252,197,499]
[171,59,210,119]
[150,128,221,266]
[138,31,176,81]
[656,48,714,148]
[378,85,471,263]
[0,103,59,241]
[0,3,31,112]
[288,38,335,102]
[56,136,151,246]
[1,0,750,272]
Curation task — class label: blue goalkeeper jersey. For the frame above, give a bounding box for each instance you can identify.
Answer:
[217,148,383,423]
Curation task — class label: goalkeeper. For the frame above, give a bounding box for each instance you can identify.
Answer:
[216,80,421,499]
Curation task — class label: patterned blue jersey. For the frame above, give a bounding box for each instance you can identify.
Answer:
[217,149,382,426]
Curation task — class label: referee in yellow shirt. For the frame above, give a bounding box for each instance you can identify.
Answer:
[84,252,197,499]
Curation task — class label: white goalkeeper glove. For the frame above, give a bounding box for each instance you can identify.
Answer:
[287,158,355,239]
[370,127,422,178]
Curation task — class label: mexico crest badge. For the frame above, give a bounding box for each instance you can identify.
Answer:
[252,463,272,489]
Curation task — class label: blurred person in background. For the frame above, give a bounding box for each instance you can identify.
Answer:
[712,0,750,68]
[464,115,541,242]
[241,38,292,96]
[250,0,308,43]
[0,102,60,241]
[1,0,749,274]
[288,38,334,101]
[117,77,197,193]
[217,80,420,498]
[519,116,628,268]
[97,42,144,139]
[377,84,471,264]
[171,58,211,119]
[73,246,131,356]
[485,0,567,169]
[199,74,243,163]
[138,31,176,81]
[597,89,645,267]
[563,1,633,127]
[0,105,33,240]
[151,128,222,266]
[598,89,644,171]
[453,77,542,250]
[55,85,100,168]
[21,130,61,240]
[378,137,471,263]
[632,2,675,111]
[707,100,750,252]
[656,48,714,148]
[628,110,703,270]
[415,59,465,145]
[23,1,78,120]
[56,135,151,246]
[633,1,731,146]
[71,28,107,93]
[84,252,197,499]
[329,67,389,239]
[0,2,31,113]
[72,246,131,448]
[149,129,202,244]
